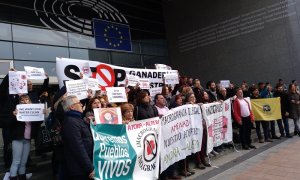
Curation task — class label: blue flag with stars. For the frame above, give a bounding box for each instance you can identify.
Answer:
[93,19,132,51]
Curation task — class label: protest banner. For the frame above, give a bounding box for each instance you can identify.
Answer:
[106,87,127,103]
[66,79,88,100]
[9,71,28,94]
[220,80,230,88]
[127,75,140,87]
[90,117,160,180]
[56,58,178,93]
[160,104,203,173]
[164,73,179,85]
[138,79,150,90]
[201,99,232,153]
[251,97,281,121]
[24,66,47,80]
[16,104,45,122]
[94,107,122,124]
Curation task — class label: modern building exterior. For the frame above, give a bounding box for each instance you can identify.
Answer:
[164,0,300,85]
[0,0,168,84]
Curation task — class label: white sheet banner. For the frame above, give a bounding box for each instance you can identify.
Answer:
[106,87,127,103]
[24,66,46,80]
[56,58,178,92]
[9,71,28,94]
[16,104,45,121]
[160,104,203,173]
[66,79,88,100]
[201,99,232,153]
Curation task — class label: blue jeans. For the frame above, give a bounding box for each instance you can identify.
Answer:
[9,139,31,176]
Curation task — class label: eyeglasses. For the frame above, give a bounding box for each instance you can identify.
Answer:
[72,102,82,106]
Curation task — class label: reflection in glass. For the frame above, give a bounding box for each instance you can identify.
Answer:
[14,60,56,76]
[143,55,169,68]
[68,33,95,48]
[88,49,109,63]
[0,23,12,41]
[14,43,69,61]
[70,48,89,60]
[111,52,141,66]
[0,41,13,59]
[12,25,68,46]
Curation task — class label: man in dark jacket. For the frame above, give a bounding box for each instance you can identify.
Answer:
[206,81,218,102]
[274,85,292,138]
[62,95,94,180]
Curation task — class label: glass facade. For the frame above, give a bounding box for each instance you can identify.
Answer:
[0,0,169,83]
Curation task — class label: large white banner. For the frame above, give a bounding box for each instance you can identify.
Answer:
[201,99,232,153]
[9,71,28,94]
[56,58,178,92]
[91,117,160,180]
[160,104,203,173]
[16,104,45,122]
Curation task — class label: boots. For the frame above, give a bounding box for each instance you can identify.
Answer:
[18,174,27,180]
[9,176,18,180]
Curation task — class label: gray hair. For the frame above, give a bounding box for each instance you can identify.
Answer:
[62,95,77,112]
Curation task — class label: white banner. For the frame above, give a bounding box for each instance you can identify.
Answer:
[93,107,122,124]
[106,87,127,103]
[16,104,45,121]
[24,66,47,80]
[66,79,88,100]
[160,104,203,173]
[56,58,178,93]
[9,71,28,95]
[201,99,232,153]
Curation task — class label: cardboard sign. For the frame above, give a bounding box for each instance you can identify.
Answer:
[139,79,150,89]
[66,79,88,100]
[106,87,127,103]
[220,80,230,88]
[164,73,179,84]
[127,75,140,87]
[93,107,122,124]
[24,66,47,80]
[16,104,45,122]
[9,71,28,94]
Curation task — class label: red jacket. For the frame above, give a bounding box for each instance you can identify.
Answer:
[233,98,254,123]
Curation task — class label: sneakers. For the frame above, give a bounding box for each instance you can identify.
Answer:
[259,139,265,143]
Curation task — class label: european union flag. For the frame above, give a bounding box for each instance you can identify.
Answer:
[93,19,132,52]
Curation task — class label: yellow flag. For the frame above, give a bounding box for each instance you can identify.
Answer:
[251,97,282,121]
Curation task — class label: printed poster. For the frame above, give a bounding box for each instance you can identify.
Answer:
[9,71,28,94]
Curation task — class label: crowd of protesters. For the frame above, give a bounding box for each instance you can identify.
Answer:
[1,67,300,180]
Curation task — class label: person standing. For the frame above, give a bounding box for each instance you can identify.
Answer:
[233,88,256,150]
[288,84,300,136]
[62,95,94,180]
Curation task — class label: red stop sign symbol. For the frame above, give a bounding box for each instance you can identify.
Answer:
[92,64,115,88]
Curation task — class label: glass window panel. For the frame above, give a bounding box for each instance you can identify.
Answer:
[131,42,140,54]
[0,41,13,59]
[88,49,109,63]
[69,48,89,60]
[142,43,168,56]
[0,61,12,75]
[12,25,68,46]
[13,43,69,61]
[14,60,56,76]
[143,55,169,68]
[111,52,141,66]
[0,23,12,40]
[68,33,95,48]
